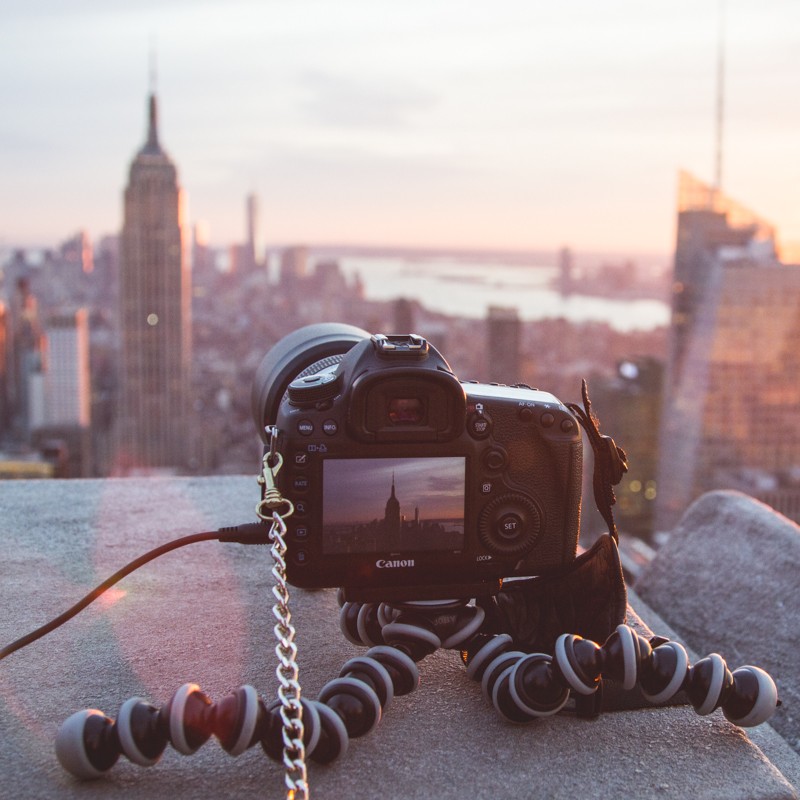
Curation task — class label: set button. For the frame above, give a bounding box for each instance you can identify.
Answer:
[497,512,524,541]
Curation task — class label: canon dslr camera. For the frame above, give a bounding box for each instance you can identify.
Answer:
[252,323,582,602]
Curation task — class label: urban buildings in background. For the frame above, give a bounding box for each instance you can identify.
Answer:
[486,306,521,383]
[3,86,799,546]
[0,247,94,478]
[653,171,800,530]
[115,92,192,474]
[228,194,263,276]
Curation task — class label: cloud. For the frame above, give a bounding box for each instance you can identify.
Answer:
[297,71,438,129]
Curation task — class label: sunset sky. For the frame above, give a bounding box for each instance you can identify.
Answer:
[1,0,798,257]
[323,457,464,525]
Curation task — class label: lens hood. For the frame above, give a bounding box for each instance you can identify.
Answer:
[251,323,369,440]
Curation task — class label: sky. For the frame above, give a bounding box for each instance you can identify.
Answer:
[1,0,798,258]
[323,457,464,525]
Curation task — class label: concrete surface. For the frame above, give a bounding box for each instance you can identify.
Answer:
[0,477,796,799]
[630,589,800,797]
[636,490,800,756]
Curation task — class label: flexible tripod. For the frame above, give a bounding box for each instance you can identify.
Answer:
[56,594,779,779]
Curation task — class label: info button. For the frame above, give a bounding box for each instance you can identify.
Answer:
[322,419,339,436]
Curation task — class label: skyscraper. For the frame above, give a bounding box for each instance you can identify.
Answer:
[42,309,91,428]
[655,172,800,530]
[31,309,93,477]
[246,192,260,271]
[116,92,191,472]
[8,277,44,438]
[228,194,262,275]
[486,305,521,383]
[0,302,8,437]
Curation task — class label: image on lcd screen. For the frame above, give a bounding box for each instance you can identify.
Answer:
[322,457,465,555]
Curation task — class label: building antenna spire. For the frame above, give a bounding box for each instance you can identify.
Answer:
[146,35,159,150]
[713,0,726,200]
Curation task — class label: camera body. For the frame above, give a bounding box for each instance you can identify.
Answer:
[253,325,582,602]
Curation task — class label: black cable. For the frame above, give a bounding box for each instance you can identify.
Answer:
[0,522,270,662]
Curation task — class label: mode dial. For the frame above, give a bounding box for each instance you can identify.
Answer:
[287,371,342,405]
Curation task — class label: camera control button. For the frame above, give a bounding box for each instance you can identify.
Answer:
[540,412,555,428]
[482,447,507,472]
[322,419,338,436]
[287,371,342,404]
[561,418,576,433]
[294,526,309,540]
[293,475,309,492]
[468,412,492,439]
[518,406,535,423]
[297,419,314,436]
[291,549,309,566]
[479,494,541,557]
[498,513,523,539]
[294,500,309,517]
[480,481,493,494]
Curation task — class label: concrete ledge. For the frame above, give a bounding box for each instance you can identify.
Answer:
[631,588,800,796]
[1,478,797,799]
[636,491,800,757]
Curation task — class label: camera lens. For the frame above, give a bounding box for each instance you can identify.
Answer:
[251,323,369,441]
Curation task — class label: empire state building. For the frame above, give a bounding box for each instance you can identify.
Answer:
[116,92,191,472]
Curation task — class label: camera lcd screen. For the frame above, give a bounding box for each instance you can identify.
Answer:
[322,457,465,555]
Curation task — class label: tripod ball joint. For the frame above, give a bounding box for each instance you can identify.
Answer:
[339,599,485,656]
[462,624,779,729]
[55,708,120,779]
[685,656,779,727]
[557,626,779,727]
[55,683,317,779]
[56,642,423,779]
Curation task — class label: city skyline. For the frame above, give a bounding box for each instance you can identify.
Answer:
[2,1,798,258]
[323,457,465,526]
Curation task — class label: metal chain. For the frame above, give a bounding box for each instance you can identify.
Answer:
[256,430,308,800]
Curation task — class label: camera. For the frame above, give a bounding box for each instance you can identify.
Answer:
[252,323,582,602]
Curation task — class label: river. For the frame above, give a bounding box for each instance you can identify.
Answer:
[333,253,669,332]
